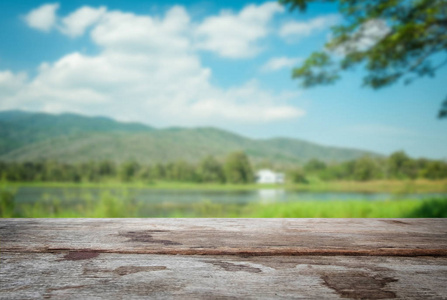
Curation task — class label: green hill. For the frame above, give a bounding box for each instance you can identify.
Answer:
[0,110,152,156]
[0,110,379,165]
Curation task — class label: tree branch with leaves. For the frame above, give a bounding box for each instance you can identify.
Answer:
[280,0,447,117]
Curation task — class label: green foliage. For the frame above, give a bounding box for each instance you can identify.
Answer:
[439,97,447,118]
[165,160,199,182]
[198,156,226,183]
[98,160,116,177]
[318,161,355,180]
[352,156,381,181]
[0,151,446,184]
[304,151,447,181]
[288,168,309,183]
[280,0,447,117]
[421,160,447,179]
[151,163,166,180]
[304,159,327,173]
[119,161,140,182]
[292,52,340,87]
[1,187,445,218]
[224,152,254,184]
[0,189,15,217]
[93,191,139,218]
[405,198,447,217]
[136,165,153,182]
[246,198,447,218]
[388,151,416,179]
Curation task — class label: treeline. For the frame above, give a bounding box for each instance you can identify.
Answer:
[0,152,254,184]
[288,151,447,183]
[1,151,446,184]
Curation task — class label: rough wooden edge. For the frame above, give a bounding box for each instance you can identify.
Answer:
[2,247,446,257]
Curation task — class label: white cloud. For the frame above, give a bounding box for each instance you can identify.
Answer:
[188,80,304,122]
[334,19,391,54]
[195,2,284,58]
[261,56,301,72]
[60,6,107,37]
[279,14,339,41]
[90,6,192,54]
[3,3,304,126]
[356,19,391,50]
[24,3,59,32]
[0,71,27,98]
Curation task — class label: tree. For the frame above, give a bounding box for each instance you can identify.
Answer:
[137,165,153,182]
[288,168,309,183]
[119,161,140,182]
[421,160,447,179]
[304,159,327,173]
[388,151,412,179]
[44,161,64,182]
[224,152,254,184]
[280,0,447,117]
[167,160,198,182]
[440,97,447,118]
[151,163,166,180]
[198,156,226,183]
[353,156,381,181]
[98,160,116,178]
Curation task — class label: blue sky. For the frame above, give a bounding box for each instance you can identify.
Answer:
[0,0,446,159]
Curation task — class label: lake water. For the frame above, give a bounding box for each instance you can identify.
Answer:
[13,186,446,205]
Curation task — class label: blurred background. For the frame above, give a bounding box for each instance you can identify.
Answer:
[0,0,446,217]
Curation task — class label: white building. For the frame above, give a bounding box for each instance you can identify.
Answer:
[255,169,285,184]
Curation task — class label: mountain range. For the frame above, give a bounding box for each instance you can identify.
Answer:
[0,110,380,165]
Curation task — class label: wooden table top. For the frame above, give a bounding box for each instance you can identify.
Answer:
[1,219,447,299]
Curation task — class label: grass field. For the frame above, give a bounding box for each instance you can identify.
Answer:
[1,186,446,218]
[2,179,447,193]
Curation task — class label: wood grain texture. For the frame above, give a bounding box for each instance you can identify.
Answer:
[1,219,447,299]
[1,253,446,299]
[1,218,447,256]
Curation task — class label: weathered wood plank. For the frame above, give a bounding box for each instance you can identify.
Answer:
[1,253,447,299]
[1,219,447,299]
[1,219,447,256]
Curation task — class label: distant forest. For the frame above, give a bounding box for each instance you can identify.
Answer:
[1,151,446,184]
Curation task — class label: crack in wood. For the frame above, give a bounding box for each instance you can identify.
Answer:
[61,251,99,261]
[202,260,262,273]
[83,266,167,276]
[381,220,411,225]
[118,230,182,245]
[30,248,447,257]
[44,285,89,299]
